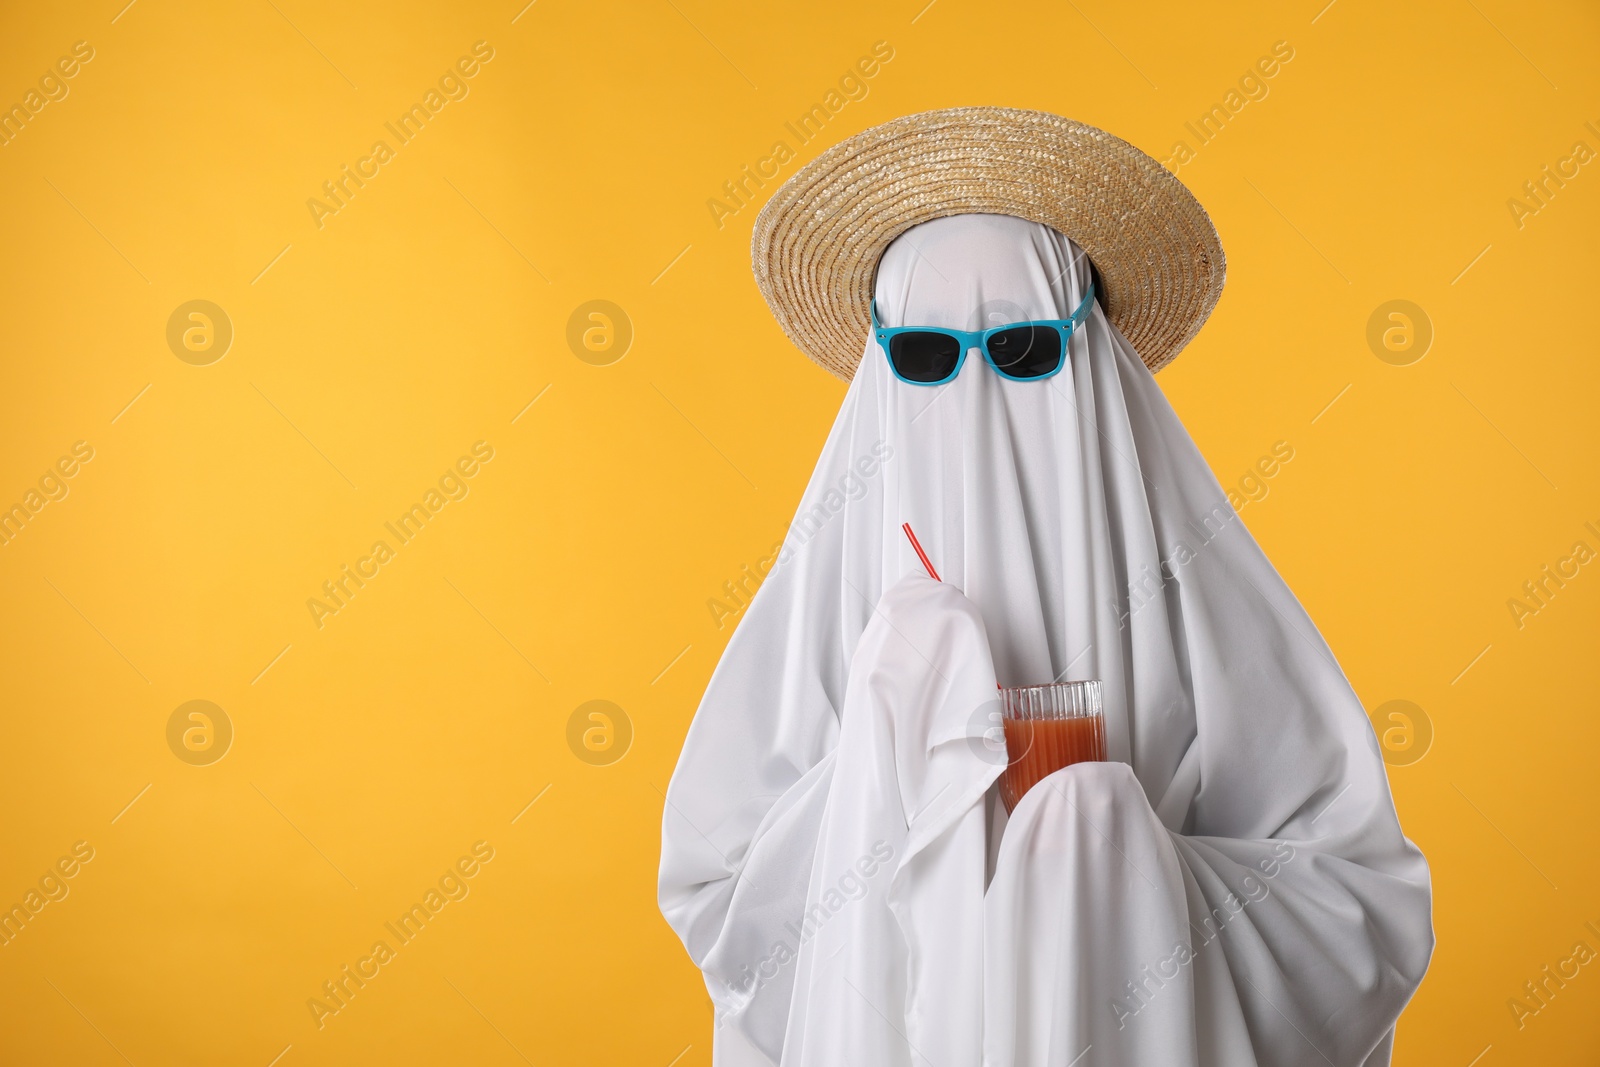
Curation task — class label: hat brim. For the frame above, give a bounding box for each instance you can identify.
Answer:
[751,106,1225,380]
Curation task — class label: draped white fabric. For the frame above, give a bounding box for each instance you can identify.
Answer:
[658,213,1433,1066]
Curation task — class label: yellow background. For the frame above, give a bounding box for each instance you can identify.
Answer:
[0,0,1596,1063]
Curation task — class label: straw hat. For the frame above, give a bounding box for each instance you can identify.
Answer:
[751,106,1225,380]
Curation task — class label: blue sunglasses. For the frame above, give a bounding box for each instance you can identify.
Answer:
[872,283,1096,386]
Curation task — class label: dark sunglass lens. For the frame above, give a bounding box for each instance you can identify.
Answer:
[889,332,963,383]
[986,326,1062,378]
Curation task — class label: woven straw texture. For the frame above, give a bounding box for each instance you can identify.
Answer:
[751,106,1226,380]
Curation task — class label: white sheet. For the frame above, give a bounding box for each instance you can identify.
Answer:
[660,213,1433,1066]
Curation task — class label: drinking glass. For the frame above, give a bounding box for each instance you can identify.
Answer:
[997,679,1106,813]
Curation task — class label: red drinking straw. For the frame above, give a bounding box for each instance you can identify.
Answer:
[901,523,941,582]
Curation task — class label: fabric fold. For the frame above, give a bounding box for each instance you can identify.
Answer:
[781,572,1002,1067]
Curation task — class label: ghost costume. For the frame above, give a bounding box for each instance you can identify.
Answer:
[658,213,1433,1066]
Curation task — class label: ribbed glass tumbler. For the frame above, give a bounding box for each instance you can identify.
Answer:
[997,679,1106,814]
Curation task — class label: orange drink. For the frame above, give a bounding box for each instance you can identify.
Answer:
[997,680,1106,813]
